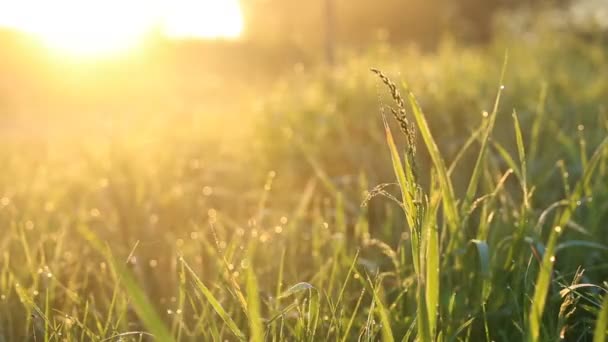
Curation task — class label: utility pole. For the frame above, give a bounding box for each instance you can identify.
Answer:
[324,0,335,66]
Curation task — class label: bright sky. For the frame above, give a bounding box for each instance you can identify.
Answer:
[0,0,244,56]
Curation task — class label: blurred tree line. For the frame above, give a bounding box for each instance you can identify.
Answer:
[241,0,570,56]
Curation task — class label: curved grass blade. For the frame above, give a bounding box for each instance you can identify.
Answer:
[181,260,246,341]
[77,225,175,342]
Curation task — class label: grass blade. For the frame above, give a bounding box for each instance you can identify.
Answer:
[77,225,175,342]
[181,260,246,341]
[246,266,265,342]
[595,294,608,342]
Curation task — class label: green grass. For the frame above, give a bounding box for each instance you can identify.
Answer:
[1,28,608,341]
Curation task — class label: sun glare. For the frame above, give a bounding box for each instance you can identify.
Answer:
[0,0,244,58]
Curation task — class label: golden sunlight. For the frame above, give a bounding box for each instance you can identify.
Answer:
[0,0,244,57]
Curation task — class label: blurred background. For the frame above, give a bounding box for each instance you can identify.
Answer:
[2,1,608,340]
[1,0,608,231]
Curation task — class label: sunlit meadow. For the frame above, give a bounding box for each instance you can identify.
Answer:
[0,1,607,341]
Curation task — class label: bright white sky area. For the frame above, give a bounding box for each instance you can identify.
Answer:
[0,0,244,56]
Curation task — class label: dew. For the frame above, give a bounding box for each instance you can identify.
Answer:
[25,220,35,230]
[100,262,107,270]
[218,241,227,249]
[176,309,182,315]
[576,200,582,206]
[482,111,489,118]
[260,233,270,243]
[227,263,235,271]
[46,273,53,279]
[577,124,585,131]
[322,222,329,229]
[167,309,173,315]
[32,290,39,296]
[353,273,360,279]
[190,231,199,240]
[0,295,5,301]
[202,186,213,196]
[280,216,288,225]
[323,315,329,321]
[129,256,137,265]
[550,256,556,263]
[207,208,217,219]
[149,260,158,268]
[274,226,283,234]
[240,259,250,269]
[500,85,505,90]
[554,226,562,233]
[90,208,100,217]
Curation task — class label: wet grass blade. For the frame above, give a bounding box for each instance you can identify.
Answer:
[181,260,246,341]
[77,225,175,342]
[401,81,460,237]
[528,137,608,341]
[246,266,265,342]
[594,294,608,342]
[463,55,507,213]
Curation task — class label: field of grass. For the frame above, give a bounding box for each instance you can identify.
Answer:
[1,27,608,341]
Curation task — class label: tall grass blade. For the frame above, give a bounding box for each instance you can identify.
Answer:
[527,137,608,341]
[595,294,608,342]
[401,81,460,236]
[181,260,246,341]
[246,266,265,342]
[463,55,507,213]
[77,225,175,342]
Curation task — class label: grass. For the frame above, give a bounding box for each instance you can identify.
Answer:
[1,28,608,341]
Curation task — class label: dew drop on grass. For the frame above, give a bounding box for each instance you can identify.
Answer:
[550,256,556,263]
[577,124,585,131]
[280,216,288,224]
[260,233,270,243]
[90,208,100,217]
[554,226,562,233]
[274,226,283,234]
[203,186,213,196]
[482,111,489,118]
[500,85,505,90]
[25,221,35,230]
[149,260,158,268]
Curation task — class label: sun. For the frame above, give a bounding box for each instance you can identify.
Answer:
[0,0,244,58]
